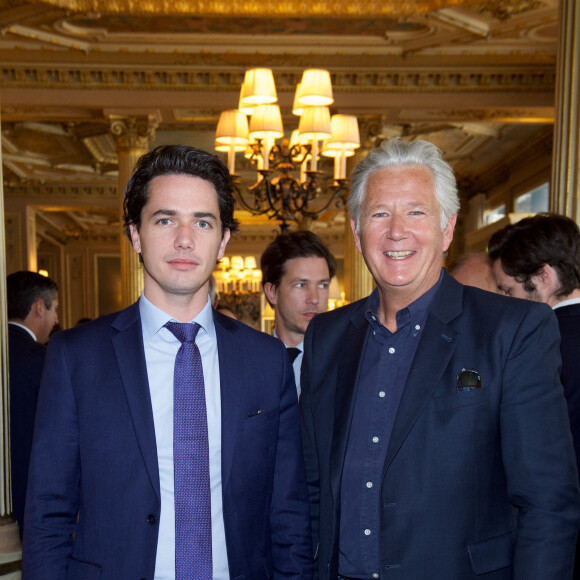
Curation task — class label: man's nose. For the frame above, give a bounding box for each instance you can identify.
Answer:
[175,224,194,248]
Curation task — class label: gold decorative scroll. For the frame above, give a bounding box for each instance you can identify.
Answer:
[36,0,480,17]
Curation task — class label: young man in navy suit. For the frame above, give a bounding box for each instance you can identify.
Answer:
[489,213,580,578]
[7,270,58,538]
[23,145,312,579]
[300,138,580,579]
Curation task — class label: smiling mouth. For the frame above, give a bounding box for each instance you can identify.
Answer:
[384,251,415,260]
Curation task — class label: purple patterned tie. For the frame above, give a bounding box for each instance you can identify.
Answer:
[165,321,212,580]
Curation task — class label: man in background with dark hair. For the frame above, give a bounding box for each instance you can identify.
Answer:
[23,145,312,579]
[489,212,580,465]
[7,270,59,538]
[489,212,580,578]
[261,230,336,395]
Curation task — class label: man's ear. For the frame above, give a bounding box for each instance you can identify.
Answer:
[31,298,45,319]
[129,223,141,254]
[534,264,557,293]
[350,218,362,255]
[263,282,277,307]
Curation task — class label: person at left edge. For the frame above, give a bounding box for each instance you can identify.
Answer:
[22,145,313,580]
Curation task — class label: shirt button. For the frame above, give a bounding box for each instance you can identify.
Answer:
[372,436,379,443]
[373,574,379,579]
[364,528,372,536]
[366,481,373,488]
[415,324,421,330]
[147,514,156,525]
[388,347,395,354]
[379,391,386,398]
[371,315,376,321]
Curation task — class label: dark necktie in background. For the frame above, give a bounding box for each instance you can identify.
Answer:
[165,321,212,580]
[286,347,301,364]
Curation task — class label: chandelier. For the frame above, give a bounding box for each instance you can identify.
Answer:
[215,68,360,232]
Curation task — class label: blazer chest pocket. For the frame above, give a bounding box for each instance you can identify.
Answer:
[434,387,488,412]
[241,408,278,432]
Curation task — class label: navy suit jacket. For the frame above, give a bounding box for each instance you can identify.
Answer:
[555,303,580,470]
[300,271,580,580]
[23,302,313,579]
[8,323,46,537]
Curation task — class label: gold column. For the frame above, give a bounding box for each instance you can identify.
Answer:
[343,220,374,303]
[1,105,22,557]
[0,108,11,517]
[550,0,580,221]
[343,142,375,303]
[109,114,159,308]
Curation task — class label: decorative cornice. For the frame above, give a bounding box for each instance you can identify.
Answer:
[0,64,556,93]
[3,182,118,200]
[36,0,477,17]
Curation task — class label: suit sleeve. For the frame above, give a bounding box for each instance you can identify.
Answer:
[299,318,321,567]
[270,340,314,579]
[22,334,80,577]
[500,304,580,579]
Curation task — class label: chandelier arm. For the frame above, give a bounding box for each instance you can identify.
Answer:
[298,179,350,219]
[233,181,272,216]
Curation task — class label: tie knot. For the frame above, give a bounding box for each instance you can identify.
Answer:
[165,321,201,344]
[286,347,301,364]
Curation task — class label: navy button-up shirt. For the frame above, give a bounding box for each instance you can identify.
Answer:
[339,275,442,579]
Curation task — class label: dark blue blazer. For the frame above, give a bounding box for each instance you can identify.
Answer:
[555,303,580,470]
[300,271,580,580]
[23,302,313,579]
[8,323,46,537]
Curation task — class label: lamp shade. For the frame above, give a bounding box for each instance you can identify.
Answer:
[325,114,361,150]
[215,110,249,146]
[240,68,278,106]
[214,140,246,153]
[249,104,284,140]
[238,90,255,116]
[298,106,332,142]
[292,82,304,116]
[297,69,333,107]
[230,256,244,270]
[321,143,356,158]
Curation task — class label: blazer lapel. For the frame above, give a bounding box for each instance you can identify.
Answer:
[112,303,161,500]
[384,272,463,473]
[214,312,241,493]
[329,303,371,498]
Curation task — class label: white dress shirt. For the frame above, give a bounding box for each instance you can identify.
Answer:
[139,294,229,580]
[273,328,303,397]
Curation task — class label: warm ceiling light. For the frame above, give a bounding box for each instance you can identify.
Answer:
[240,68,278,107]
[249,104,284,140]
[297,69,333,107]
[298,106,332,142]
[292,82,304,116]
[230,256,244,270]
[215,110,249,146]
[325,114,361,150]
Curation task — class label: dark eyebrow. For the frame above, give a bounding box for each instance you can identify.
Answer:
[148,210,218,221]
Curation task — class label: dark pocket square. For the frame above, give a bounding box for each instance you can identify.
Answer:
[457,369,482,392]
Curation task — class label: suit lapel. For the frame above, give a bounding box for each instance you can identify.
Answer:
[112,303,161,500]
[329,304,370,498]
[214,312,241,492]
[384,272,463,473]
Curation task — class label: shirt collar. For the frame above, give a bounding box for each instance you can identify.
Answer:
[273,327,304,351]
[8,321,37,341]
[365,269,443,333]
[139,292,216,342]
[553,296,580,310]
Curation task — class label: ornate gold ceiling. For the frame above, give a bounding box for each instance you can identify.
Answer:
[37,0,481,17]
[1,0,559,247]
